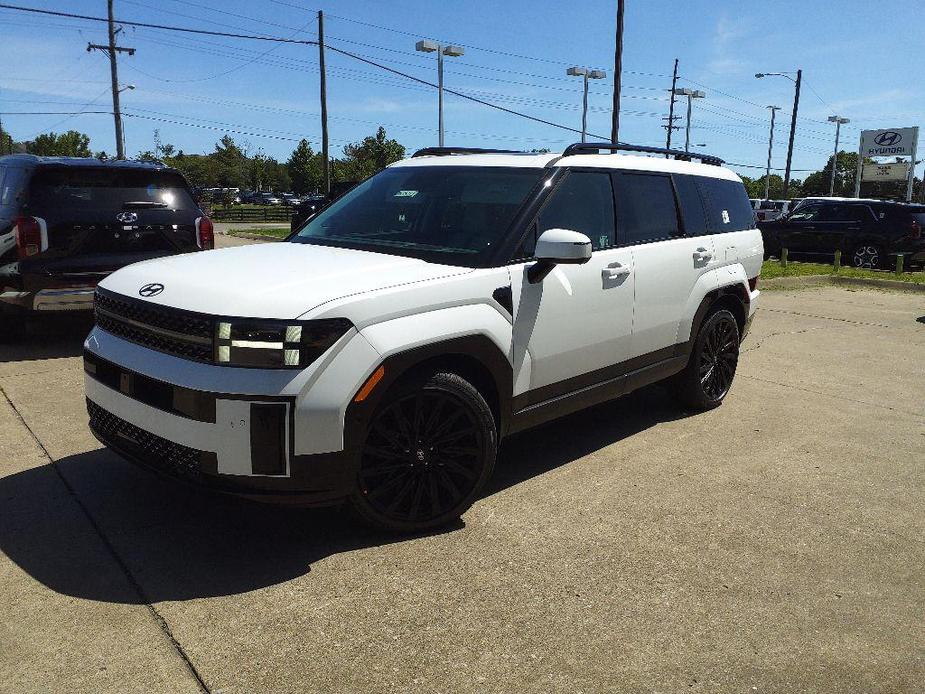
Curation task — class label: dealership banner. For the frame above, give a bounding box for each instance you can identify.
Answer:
[861,162,910,182]
[858,127,918,157]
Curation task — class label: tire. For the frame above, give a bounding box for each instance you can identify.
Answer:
[673,308,740,411]
[350,371,497,533]
[851,243,883,270]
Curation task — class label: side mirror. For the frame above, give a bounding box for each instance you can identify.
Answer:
[528,228,592,283]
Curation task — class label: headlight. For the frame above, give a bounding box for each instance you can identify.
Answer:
[214,318,353,368]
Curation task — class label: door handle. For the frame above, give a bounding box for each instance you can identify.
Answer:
[692,247,713,263]
[602,263,631,280]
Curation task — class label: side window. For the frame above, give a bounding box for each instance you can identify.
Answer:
[838,205,873,223]
[697,177,754,232]
[0,167,27,208]
[673,174,708,237]
[787,204,823,222]
[614,172,680,244]
[537,171,615,251]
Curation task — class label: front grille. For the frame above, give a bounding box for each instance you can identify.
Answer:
[94,288,213,363]
[88,399,203,480]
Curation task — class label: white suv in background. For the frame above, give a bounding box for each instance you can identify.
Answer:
[84,143,763,532]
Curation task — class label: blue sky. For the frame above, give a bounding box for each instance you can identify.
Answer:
[2,0,924,182]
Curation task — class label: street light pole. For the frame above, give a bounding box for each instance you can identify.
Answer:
[568,67,606,143]
[827,115,850,196]
[416,40,464,147]
[672,88,705,152]
[756,70,801,197]
[764,105,780,200]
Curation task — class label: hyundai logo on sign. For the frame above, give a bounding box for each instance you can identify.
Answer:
[860,127,917,157]
[116,211,138,223]
[138,283,165,297]
[874,131,902,147]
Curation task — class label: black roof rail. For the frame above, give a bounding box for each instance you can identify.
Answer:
[411,146,525,158]
[561,142,725,166]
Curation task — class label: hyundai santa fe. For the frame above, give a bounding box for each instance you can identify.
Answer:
[82,143,762,532]
[0,155,212,334]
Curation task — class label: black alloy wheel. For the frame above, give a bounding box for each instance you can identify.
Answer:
[351,372,496,533]
[699,313,739,401]
[852,244,882,269]
[673,308,741,411]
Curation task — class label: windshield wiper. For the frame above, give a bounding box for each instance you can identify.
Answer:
[122,201,169,209]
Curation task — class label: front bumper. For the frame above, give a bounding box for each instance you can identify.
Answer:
[85,360,358,504]
[0,286,96,312]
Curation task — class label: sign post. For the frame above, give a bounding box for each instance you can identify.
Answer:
[854,127,919,200]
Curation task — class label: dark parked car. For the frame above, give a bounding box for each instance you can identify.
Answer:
[759,198,925,269]
[290,194,329,233]
[0,155,212,333]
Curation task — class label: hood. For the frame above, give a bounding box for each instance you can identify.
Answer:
[98,242,470,318]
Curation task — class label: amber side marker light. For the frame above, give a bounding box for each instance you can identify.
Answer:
[354,365,385,402]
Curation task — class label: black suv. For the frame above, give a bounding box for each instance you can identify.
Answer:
[0,155,211,331]
[759,198,925,269]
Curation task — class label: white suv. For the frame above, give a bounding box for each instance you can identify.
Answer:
[84,143,762,532]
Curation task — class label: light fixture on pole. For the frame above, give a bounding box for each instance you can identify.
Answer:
[764,105,780,200]
[567,66,607,142]
[415,39,464,147]
[672,88,705,152]
[827,115,850,196]
[756,70,802,197]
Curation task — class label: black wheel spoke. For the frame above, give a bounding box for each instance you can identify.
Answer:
[698,315,739,402]
[359,384,486,525]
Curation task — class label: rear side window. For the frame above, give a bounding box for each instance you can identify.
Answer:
[673,174,708,237]
[614,172,680,244]
[0,166,28,209]
[538,171,615,250]
[696,177,754,232]
[26,168,198,211]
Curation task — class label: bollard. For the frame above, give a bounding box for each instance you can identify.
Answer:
[780,247,788,268]
[895,253,904,275]
[833,249,841,273]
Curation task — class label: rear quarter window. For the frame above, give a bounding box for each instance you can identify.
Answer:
[673,174,708,237]
[696,176,754,232]
[0,166,28,210]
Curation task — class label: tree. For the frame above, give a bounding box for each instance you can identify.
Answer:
[801,151,858,197]
[26,130,92,157]
[337,126,405,182]
[211,135,247,188]
[287,139,323,194]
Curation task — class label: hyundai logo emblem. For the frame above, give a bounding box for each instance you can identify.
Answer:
[116,211,138,223]
[138,283,165,297]
[874,131,902,147]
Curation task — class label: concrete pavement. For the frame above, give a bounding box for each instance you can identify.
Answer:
[1,271,923,691]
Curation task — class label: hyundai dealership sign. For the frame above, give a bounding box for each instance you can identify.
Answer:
[859,127,918,157]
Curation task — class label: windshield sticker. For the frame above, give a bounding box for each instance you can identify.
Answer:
[394,190,418,198]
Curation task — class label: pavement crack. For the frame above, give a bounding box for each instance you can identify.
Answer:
[0,384,211,694]
[738,374,925,421]
[741,326,825,353]
[760,306,894,329]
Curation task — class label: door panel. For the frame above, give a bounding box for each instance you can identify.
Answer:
[510,247,635,400]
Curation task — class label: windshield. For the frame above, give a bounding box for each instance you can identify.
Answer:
[290,165,544,265]
[27,168,198,211]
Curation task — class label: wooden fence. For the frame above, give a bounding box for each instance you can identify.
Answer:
[210,206,294,222]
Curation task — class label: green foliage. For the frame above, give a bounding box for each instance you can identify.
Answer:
[26,130,92,157]
[336,126,405,182]
[287,139,323,194]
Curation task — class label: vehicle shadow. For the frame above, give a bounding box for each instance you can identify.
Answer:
[0,314,93,363]
[0,385,685,605]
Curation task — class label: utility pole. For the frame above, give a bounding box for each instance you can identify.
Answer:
[664,58,679,150]
[87,0,134,159]
[610,0,625,143]
[827,115,849,196]
[318,10,330,196]
[783,68,801,197]
[764,106,780,200]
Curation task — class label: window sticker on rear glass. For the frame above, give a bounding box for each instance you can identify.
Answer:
[394,190,418,198]
[721,210,730,224]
